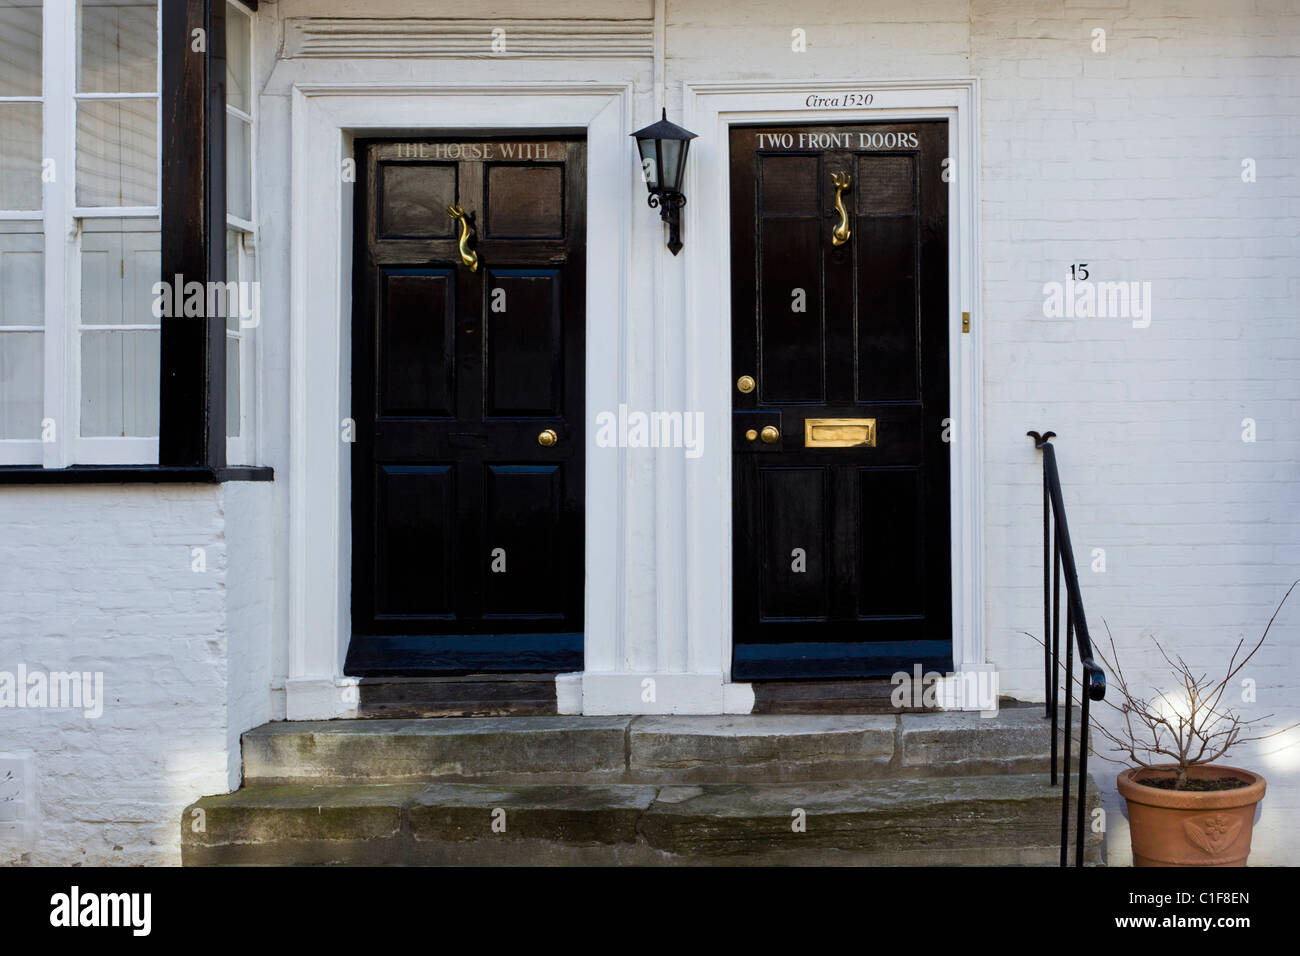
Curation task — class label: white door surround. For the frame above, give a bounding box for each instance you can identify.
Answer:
[284,82,634,719]
[281,76,984,720]
[673,78,987,711]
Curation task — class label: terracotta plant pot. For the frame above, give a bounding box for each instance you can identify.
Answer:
[1117,765,1265,867]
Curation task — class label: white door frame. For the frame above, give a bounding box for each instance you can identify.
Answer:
[280,76,986,720]
[283,82,633,720]
[678,78,987,704]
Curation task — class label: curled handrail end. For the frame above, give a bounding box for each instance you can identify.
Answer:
[1027,430,1057,448]
[1081,663,1106,701]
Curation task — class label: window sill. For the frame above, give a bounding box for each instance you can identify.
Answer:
[0,465,273,485]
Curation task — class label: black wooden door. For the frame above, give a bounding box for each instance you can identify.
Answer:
[346,137,585,675]
[730,122,951,680]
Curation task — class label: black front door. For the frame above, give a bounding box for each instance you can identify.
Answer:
[730,122,951,680]
[346,137,586,675]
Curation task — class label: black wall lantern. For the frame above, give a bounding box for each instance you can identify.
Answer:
[632,108,698,255]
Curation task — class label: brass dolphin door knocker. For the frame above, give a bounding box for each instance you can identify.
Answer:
[831,171,852,247]
[445,204,479,271]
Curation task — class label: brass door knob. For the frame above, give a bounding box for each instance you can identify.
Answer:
[745,428,758,441]
[538,428,558,447]
[760,425,780,444]
[737,375,756,394]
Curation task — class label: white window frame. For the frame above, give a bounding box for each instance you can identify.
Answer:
[0,2,264,468]
[2,1,260,469]
[224,0,257,466]
[0,0,166,466]
[0,0,47,463]
[70,0,162,464]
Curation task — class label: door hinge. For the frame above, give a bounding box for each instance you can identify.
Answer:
[961,311,971,334]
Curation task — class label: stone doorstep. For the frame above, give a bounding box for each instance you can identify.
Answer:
[181,774,1103,866]
[358,675,559,718]
[240,709,1087,786]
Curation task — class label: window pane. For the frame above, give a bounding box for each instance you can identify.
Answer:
[80,329,159,436]
[226,332,239,437]
[77,97,157,206]
[79,0,157,94]
[226,4,250,114]
[0,102,42,209]
[0,227,42,325]
[0,1,41,97]
[224,229,248,438]
[81,223,160,326]
[0,331,41,438]
[225,228,238,330]
[226,113,251,220]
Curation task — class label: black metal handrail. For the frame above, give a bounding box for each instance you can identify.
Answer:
[1028,431,1106,867]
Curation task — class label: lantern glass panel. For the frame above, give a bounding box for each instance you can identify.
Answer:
[659,139,684,192]
[637,138,661,190]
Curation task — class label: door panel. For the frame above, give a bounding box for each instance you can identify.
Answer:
[347,137,585,675]
[379,269,456,416]
[374,464,456,618]
[485,165,565,237]
[854,153,915,215]
[759,218,823,403]
[482,464,563,617]
[731,121,951,681]
[378,162,459,238]
[760,154,821,214]
[484,269,562,417]
[857,468,924,616]
[856,218,918,401]
[759,467,829,620]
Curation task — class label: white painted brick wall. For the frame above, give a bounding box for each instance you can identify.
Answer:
[973,0,1300,865]
[0,484,271,865]
[223,482,275,791]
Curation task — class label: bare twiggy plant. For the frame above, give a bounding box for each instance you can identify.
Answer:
[1024,580,1300,790]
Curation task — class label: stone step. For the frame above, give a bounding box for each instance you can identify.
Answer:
[358,675,558,718]
[241,710,1083,786]
[182,773,1102,866]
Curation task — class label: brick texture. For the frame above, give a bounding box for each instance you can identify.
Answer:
[973,0,1300,865]
[0,485,271,865]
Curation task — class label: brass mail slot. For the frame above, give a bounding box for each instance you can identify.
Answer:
[804,418,877,448]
